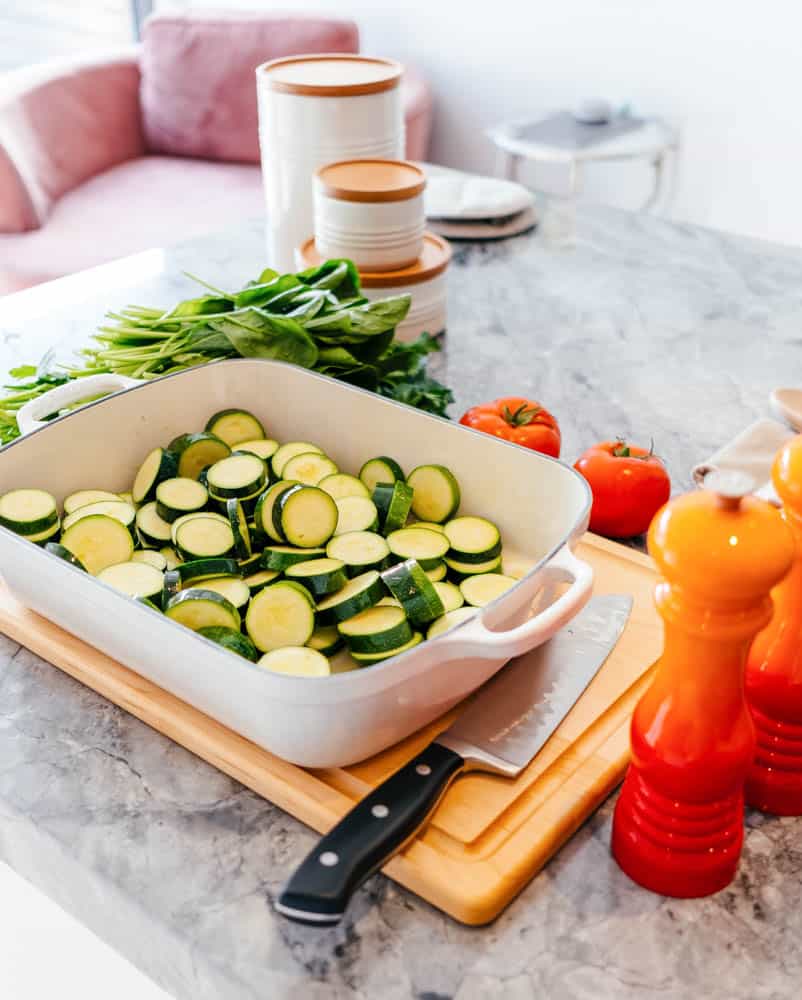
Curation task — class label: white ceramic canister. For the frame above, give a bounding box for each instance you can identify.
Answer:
[256,54,405,270]
[297,231,451,343]
[314,160,426,272]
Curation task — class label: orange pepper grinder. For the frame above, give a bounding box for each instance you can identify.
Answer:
[746,434,802,814]
[612,470,794,897]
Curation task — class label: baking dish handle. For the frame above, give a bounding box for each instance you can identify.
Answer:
[439,544,594,659]
[16,374,143,436]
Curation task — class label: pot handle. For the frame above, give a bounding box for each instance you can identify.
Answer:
[438,544,594,659]
[16,374,143,437]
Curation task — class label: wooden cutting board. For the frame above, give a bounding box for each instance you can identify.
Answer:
[0,533,661,925]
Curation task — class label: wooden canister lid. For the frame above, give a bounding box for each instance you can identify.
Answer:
[316,160,425,203]
[299,232,451,287]
[259,54,402,97]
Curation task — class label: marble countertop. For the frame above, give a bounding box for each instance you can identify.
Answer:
[1,203,801,999]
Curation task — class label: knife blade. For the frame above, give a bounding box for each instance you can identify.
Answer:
[276,593,632,926]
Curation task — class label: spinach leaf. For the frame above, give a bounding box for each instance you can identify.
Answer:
[212,311,318,368]
[305,295,411,338]
[234,274,302,309]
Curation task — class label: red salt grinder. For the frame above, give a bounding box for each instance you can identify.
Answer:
[611,470,794,897]
[746,434,802,814]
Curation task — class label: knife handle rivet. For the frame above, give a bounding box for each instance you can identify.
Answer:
[371,804,389,818]
[319,851,339,867]
[415,763,432,776]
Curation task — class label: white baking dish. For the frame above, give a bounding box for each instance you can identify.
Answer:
[0,361,592,767]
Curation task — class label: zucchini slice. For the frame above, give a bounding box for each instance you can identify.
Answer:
[424,562,447,582]
[351,632,423,664]
[131,549,168,571]
[254,480,299,542]
[155,477,208,523]
[205,409,265,447]
[136,502,173,547]
[132,447,178,505]
[165,588,241,632]
[243,569,280,594]
[27,521,62,545]
[407,465,461,523]
[386,527,450,569]
[245,580,316,652]
[338,604,412,654]
[235,438,279,462]
[413,521,447,534]
[63,489,119,514]
[170,510,229,546]
[169,432,231,480]
[359,456,405,493]
[0,488,58,535]
[225,499,252,561]
[189,576,251,610]
[334,496,379,535]
[238,552,262,574]
[274,485,339,548]
[318,473,369,500]
[427,606,478,639]
[444,516,502,562]
[281,452,339,487]
[271,441,324,479]
[262,544,326,571]
[163,568,182,604]
[376,596,402,608]
[381,559,445,626]
[316,570,384,625]
[44,542,87,572]
[258,646,330,677]
[207,453,267,499]
[62,499,136,533]
[61,514,134,575]
[326,530,390,576]
[444,554,503,578]
[118,492,135,507]
[285,557,347,597]
[460,573,517,607]
[372,481,413,533]
[178,557,240,584]
[98,561,164,606]
[433,581,464,613]
[159,546,183,570]
[307,625,345,656]
[174,516,235,560]
[197,626,259,662]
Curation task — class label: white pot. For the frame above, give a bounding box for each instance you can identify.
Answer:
[2,361,592,767]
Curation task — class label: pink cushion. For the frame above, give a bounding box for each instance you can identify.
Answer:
[401,67,433,162]
[0,143,37,233]
[0,156,263,293]
[140,11,359,164]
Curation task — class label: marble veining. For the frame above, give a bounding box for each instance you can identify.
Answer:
[1,203,801,998]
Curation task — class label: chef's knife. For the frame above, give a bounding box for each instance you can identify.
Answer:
[276,593,632,926]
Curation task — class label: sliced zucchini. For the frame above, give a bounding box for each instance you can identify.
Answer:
[262,544,326,571]
[271,441,324,478]
[170,510,230,546]
[63,489,119,515]
[433,581,464,613]
[27,521,62,545]
[174,516,235,560]
[334,496,379,535]
[62,499,135,533]
[178,557,240,584]
[444,516,502,562]
[165,588,241,631]
[407,465,461,523]
[118,491,135,507]
[386,527,449,569]
[285,557,347,597]
[258,647,330,677]
[281,452,339,487]
[169,432,231,480]
[424,562,447,582]
[351,632,423,664]
[155,477,208,523]
[427,606,478,639]
[318,473,370,500]
[244,569,280,594]
[460,573,518,607]
[162,568,182,604]
[206,453,267,499]
[372,481,413,533]
[381,559,445,626]
[190,575,251,610]
[44,542,87,572]
[359,456,405,493]
[225,498,252,561]
[132,447,178,505]
[205,409,265,447]
[0,488,58,535]
[131,549,168,571]
[326,530,390,576]
[245,580,316,652]
[307,625,345,656]
[136,502,173,547]
[159,546,183,570]
[273,485,339,548]
[136,597,161,612]
[254,480,299,542]
[376,596,402,608]
[316,570,384,625]
[197,626,259,662]
[61,514,134,575]
[413,521,447,534]
[444,554,503,578]
[235,438,279,462]
[98,561,164,606]
[238,552,262,575]
[338,604,412,654]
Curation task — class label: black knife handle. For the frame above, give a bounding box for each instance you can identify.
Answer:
[276,743,463,925]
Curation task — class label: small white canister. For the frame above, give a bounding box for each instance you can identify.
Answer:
[314,160,426,272]
[298,232,451,343]
[257,55,405,271]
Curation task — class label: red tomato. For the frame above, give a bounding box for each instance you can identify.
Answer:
[574,440,671,538]
[459,397,561,458]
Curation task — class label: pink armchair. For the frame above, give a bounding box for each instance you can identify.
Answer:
[0,11,433,294]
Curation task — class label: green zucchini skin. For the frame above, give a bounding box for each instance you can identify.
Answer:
[164,588,241,632]
[44,542,87,572]
[226,499,252,561]
[372,481,414,533]
[178,557,240,584]
[198,626,260,662]
[381,559,445,627]
[338,605,413,655]
[285,558,347,597]
[262,546,326,571]
[0,488,59,535]
[315,570,385,626]
[307,625,345,657]
[351,632,423,663]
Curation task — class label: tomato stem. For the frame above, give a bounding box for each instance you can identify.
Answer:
[502,403,540,427]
